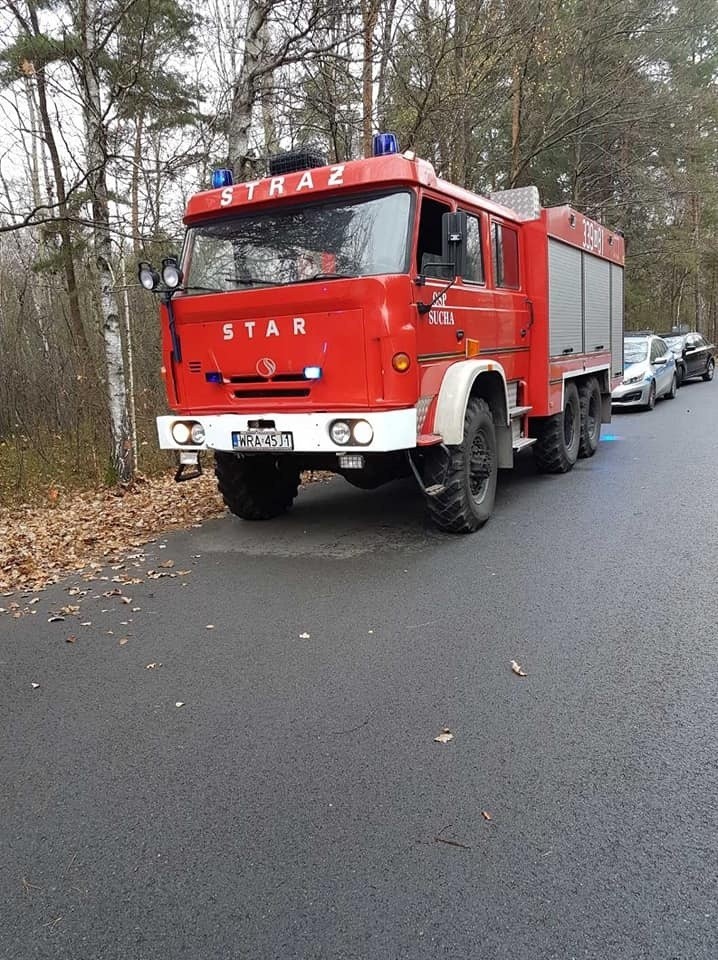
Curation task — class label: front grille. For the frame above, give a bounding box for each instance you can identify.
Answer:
[234,388,310,399]
[229,373,309,384]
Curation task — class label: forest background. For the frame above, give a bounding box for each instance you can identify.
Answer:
[0,0,716,503]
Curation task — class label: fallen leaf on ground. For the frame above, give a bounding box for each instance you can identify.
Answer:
[118,638,129,646]
[65,635,77,644]
[434,728,454,744]
[175,701,185,708]
[47,616,65,623]
[205,624,215,630]
[298,632,311,639]
[120,596,132,605]
[481,810,492,821]
[158,559,175,568]
[146,662,161,669]
[510,659,527,677]
[31,682,40,689]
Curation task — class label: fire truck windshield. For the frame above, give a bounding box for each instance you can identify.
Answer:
[183,190,412,293]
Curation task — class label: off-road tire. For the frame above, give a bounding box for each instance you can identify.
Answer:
[214,452,300,520]
[645,380,656,410]
[578,377,602,458]
[425,397,498,534]
[533,382,581,473]
[703,359,715,382]
[666,373,677,399]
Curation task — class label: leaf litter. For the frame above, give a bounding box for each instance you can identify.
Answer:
[434,728,454,744]
[1,471,330,595]
[510,659,527,677]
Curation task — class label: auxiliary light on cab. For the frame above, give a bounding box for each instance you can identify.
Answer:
[161,257,183,289]
[138,261,159,291]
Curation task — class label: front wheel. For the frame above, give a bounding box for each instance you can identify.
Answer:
[666,373,677,399]
[533,381,581,473]
[644,380,656,411]
[425,397,498,533]
[215,452,300,520]
[703,359,715,382]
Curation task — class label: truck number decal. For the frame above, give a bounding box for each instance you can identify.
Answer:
[222,318,307,340]
[583,220,603,255]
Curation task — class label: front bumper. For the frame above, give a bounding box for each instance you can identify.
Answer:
[611,380,650,407]
[157,409,418,454]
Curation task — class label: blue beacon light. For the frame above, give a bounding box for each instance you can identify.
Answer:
[372,133,399,156]
[211,169,234,189]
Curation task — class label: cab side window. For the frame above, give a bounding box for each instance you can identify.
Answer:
[462,214,484,284]
[417,196,451,277]
[491,222,520,289]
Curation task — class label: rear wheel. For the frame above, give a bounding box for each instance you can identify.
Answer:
[533,382,581,473]
[215,452,300,520]
[578,378,602,458]
[703,358,715,381]
[425,397,498,533]
[666,373,677,399]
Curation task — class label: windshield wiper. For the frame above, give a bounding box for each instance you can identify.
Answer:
[179,284,224,293]
[224,276,272,286]
[290,272,357,284]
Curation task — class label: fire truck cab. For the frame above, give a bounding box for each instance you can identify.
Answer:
[144,139,624,533]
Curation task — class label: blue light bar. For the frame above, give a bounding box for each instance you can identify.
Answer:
[211,169,233,189]
[372,133,399,157]
[205,371,223,383]
[303,366,322,380]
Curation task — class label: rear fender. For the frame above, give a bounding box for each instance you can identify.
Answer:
[434,360,511,466]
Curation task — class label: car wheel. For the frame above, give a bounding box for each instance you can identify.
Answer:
[703,359,715,382]
[645,380,656,411]
[666,373,677,399]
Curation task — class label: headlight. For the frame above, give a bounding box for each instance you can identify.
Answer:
[171,421,191,444]
[190,423,205,444]
[622,373,645,385]
[352,420,373,445]
[329,421,351,445]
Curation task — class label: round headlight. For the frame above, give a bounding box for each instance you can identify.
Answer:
[138,262,159,291]
[352,420,373,444]
[171,421,191,444]
[162,260,183,289]
[330,421,351,445]
[190,423,205,444]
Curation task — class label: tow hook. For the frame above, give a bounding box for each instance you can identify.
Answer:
[174,450,202,482]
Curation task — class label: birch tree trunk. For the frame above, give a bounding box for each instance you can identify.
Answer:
[78,0,135,484]
[227,0,266,179]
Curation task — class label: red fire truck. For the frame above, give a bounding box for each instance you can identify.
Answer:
[139,136,625,533]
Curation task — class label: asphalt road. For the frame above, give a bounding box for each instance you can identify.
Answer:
[3,378,718,960]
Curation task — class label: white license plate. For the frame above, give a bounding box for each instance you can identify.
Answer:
[232,431,294,450]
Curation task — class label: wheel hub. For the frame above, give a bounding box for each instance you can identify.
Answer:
[469,429,492,501]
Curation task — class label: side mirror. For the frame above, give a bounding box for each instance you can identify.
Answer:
[653,354,669,365]
[441,210,467,278]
